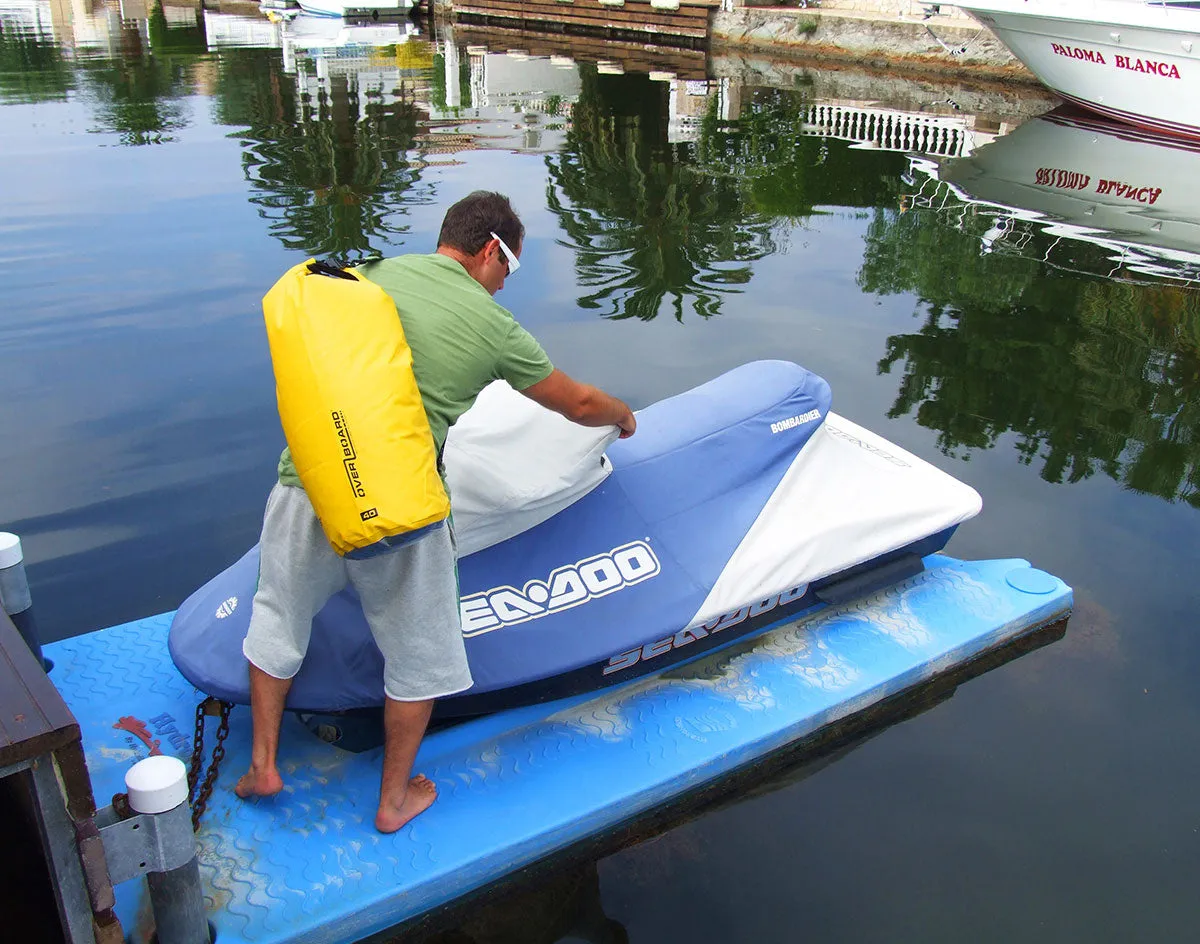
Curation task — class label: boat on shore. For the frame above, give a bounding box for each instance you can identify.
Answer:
[953,0,1200,139]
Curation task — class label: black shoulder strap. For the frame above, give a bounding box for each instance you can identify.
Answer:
[306,260,358,281]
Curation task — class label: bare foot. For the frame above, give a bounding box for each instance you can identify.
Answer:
[234,765,284,799]
[375,774,437,833]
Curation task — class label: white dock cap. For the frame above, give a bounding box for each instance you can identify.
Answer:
[0,533,23,570]
[125,755,190,814]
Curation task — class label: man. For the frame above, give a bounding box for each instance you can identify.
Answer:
[235,191,636,833]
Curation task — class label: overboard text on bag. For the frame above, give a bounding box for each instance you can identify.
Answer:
[263,260,448,557]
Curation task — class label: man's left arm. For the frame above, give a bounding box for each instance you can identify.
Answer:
[520,369,636,439]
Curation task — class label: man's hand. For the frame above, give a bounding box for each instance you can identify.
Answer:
[521,369,636,438]
[616,409,636,439]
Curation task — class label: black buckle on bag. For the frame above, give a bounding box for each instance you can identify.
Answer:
[306,260,358,280]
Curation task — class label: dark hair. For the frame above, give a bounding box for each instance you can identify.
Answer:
[437,191,525,256]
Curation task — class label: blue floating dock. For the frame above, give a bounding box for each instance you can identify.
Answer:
[47,554,1071,944]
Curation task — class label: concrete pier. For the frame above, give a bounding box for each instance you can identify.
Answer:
[438,0,1036,82]
[711,3,1035,81]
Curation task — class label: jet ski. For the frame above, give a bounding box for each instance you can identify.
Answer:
[168,360,982,718]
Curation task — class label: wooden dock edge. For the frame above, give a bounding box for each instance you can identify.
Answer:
[1,611,120,944]
[441,0,721,48]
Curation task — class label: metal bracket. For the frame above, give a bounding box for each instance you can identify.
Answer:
[75,817,116,913]
[96,800,196,886]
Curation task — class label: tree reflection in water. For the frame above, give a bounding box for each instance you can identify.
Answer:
[861,201,1200,507]
[546,74,910,322]
[80,2,202,146]
[546,69,778,322]
[212,41,434,260]
[0,19,75,104]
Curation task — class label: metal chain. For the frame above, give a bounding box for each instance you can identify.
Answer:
[186,699,208,800]
[191,700,232,833]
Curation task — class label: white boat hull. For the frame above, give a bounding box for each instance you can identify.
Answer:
[956,0,1200,138]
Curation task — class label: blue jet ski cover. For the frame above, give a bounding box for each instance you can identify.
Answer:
[169,361,832,710]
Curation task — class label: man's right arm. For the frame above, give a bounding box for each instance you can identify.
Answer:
[520,369,636,439]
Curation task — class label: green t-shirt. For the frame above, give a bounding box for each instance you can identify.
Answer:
[277,253,554,487]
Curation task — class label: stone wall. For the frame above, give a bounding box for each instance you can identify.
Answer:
[712,7,1034,80]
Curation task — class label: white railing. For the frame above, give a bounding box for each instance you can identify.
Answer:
[803,102,976,156]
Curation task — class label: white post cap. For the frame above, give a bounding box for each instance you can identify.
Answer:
[0,533,22,570]
[125,755,190,814]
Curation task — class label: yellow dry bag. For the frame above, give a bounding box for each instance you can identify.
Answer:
[263,260,449,558]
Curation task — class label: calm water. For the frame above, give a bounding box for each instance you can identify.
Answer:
[3,3,1199,941]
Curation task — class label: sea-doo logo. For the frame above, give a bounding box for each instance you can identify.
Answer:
[771,409,821,434]
[825,424,910,467]
[603,585,808,676]
[460,541,661,638]
[215,597,238,619]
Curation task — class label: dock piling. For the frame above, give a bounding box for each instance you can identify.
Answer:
[99,756,210,944]
[0,531,44,669]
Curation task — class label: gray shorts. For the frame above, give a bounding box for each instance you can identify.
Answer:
[242,483,473,702]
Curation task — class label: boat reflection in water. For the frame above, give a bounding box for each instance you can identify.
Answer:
[911,107,1200,286]
[203,9,421,82]
[296,0,414,18]
[282,9,418,50]
[874,105,1200,507]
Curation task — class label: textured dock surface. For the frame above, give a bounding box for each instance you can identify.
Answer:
[46,555,1070,944]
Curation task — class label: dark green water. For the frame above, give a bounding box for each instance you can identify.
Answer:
[2,4,1198,942]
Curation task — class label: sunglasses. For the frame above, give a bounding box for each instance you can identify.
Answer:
[490,231,521,275]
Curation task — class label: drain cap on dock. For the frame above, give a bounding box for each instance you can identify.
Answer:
[125,755,189,814]
[1005,567,1059,595]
